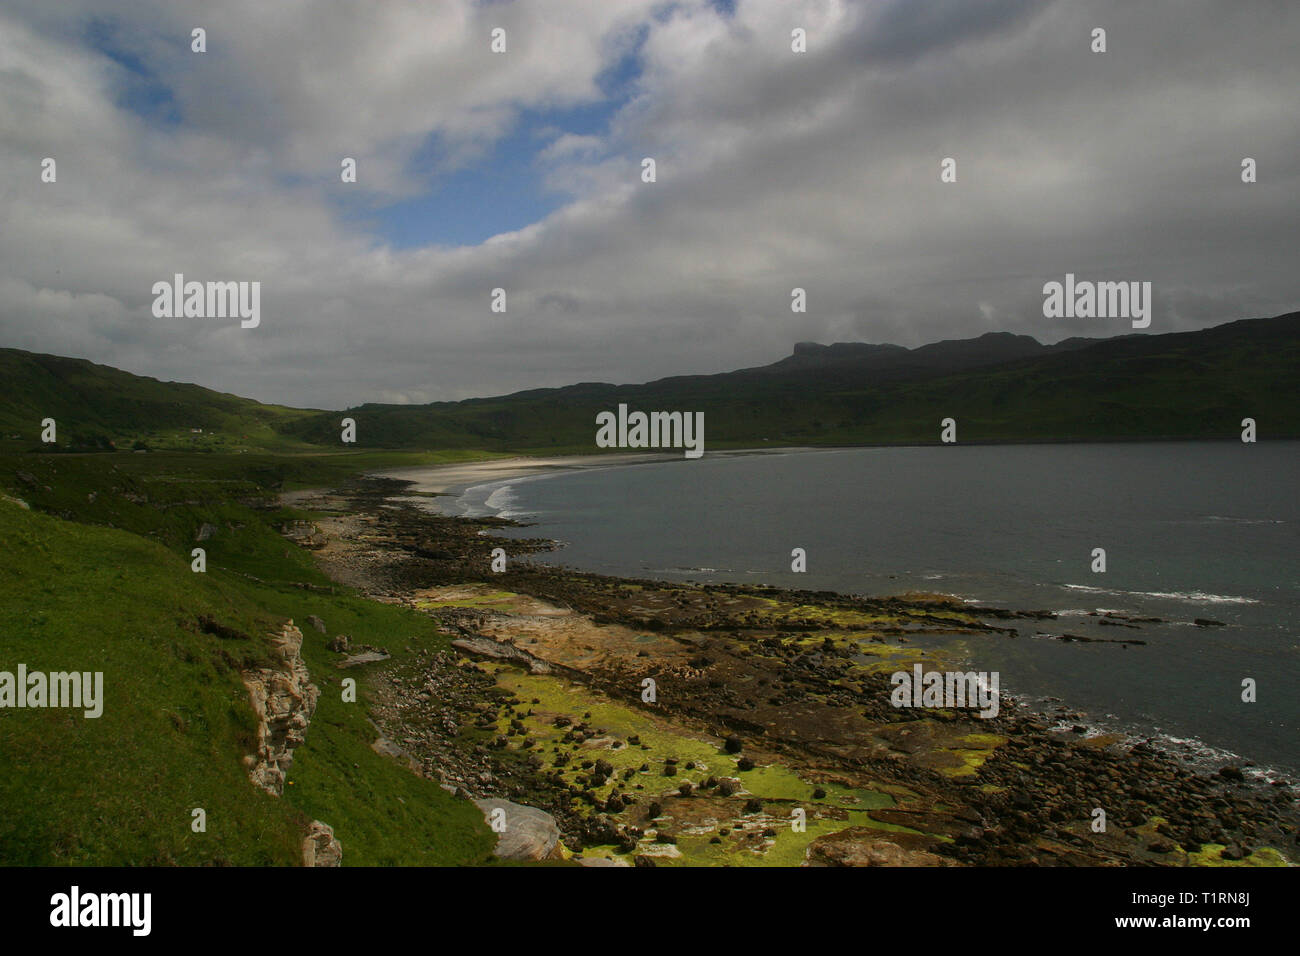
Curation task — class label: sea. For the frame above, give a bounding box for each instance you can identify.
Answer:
[406,442,1300,778]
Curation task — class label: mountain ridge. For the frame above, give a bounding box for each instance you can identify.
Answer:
[2,312,1297,452]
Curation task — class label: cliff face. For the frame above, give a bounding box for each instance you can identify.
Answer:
[240,621,341,866]
[242,621,320,796]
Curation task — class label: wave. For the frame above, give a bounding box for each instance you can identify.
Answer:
[460,474,550,519]
[1013,697,1298,786]
[1205,515,1285,525]
[1061,583,1259,605]
[483,484,523,517]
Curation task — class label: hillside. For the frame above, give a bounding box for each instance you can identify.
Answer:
[282,312,1300,450]
[3,312,1298,454]
[0,349,318,453]
[0,452,500,865]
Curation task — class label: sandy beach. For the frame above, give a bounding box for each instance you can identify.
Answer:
[374,453,678,497]
[373,447,815,499]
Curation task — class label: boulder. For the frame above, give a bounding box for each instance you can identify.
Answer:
[473,798,563,861]
[302,820,342,867]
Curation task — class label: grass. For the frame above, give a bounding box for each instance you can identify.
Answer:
[0,449,500,866]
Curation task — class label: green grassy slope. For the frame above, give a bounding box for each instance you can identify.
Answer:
[0,451,499,866]
[0,348,318,453]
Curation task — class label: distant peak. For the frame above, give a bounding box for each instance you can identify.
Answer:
[792,341,905,356]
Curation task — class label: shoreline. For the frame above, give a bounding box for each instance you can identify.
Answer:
[284,473,1299,865]
[371,435,1300,510]
[377,453,1295,785]
[380,434,1298,484]
[373,446,817,503]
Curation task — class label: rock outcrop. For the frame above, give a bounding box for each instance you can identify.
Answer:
[302,820,343,867]
[474,797,564,861]
[241,622,320,797]
[282,520,327,550]
[241,622,341,865]
[451,635,552,674]
[804,831,951,867]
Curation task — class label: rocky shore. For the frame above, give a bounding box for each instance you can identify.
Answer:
[281,475,1298,867]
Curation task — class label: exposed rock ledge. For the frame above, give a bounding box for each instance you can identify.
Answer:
[242,621,320,796]
[451,635,552,674]
[803,831,952,867]
[241,621,341,866]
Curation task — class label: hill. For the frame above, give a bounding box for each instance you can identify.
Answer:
[281,312,1300,450]
[0,453,500,865]
[2,312,1297,454]
[0,348,318,453]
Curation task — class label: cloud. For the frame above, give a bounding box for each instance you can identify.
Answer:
[0,0,1297,409]
[538,133,605,165]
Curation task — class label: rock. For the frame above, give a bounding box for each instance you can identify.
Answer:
[1194,618,1226,627]
[241,623,319,796]
[805,833,949,867]
[302,820,342,866]
[196,523,218,542]
[282,520,327,550]
[328,634,351,653]
[306,615,327,633]
[336,648,390,667]
[1220,844,1245,861]
[473,798,563,861]
[451,636,551,674]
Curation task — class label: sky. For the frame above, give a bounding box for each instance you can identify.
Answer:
[1,0,1297,409]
